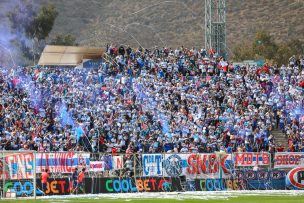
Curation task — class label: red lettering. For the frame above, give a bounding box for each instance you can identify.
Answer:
[68,180,73,192]
[276,155,282,165]
[262,154,269,165]
[16,155,24,178]
[61,154,64,172]
[116,157,122,169]
[197,154,207,174]
[220,155,229,173]
[275,154,303,166]
[150,179,156,190]
[235,153,244,165]
[58,180,65,193]
[64,153,68,172]
[62,154,65,172]
[208,154,218,173]
[187,154,197,174]
[289,155,294,164]
[283,155,288,164]
[158,179,166,191]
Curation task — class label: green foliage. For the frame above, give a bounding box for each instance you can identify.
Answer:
[274,43,293,66]
[7,0,36,39]
[50,34,77,46]
[231,43,254,61]
[31,4,58,40]
[252,31,278,60]
[7,0,58,64]
[7,1,58,40]
[232,31,304,65]
[287,39,304,55]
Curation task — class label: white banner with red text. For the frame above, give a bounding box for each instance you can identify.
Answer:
[274,152,304,168]
[35,152,90,173]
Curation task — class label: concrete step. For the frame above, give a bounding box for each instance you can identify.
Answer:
[271,128,288,147]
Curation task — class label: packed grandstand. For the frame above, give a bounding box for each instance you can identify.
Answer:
[1,45,304,154]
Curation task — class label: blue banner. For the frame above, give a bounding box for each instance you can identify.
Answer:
[83,59,103,68]
[235,170,286,190]
[142,154,163,176]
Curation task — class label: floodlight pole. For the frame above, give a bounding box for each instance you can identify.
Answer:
[205,0,227,57]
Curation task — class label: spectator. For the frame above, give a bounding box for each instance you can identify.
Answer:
[1,46,303,154]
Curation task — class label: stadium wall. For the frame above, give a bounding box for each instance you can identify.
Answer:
[1,152,304,197]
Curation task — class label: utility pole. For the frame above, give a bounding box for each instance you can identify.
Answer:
[205,0,226,57]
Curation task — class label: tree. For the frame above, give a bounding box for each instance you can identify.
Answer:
[252,31,277,60]
[50,34,77,46]
[287,39,304,56]
[274,43,293,66]
[31,4,58,41]
[231,42,254,61]
[7,0,36,39]
[7,0,58,64]
[231,31,303,66]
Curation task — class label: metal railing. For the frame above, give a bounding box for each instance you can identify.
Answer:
[0,151,303,198]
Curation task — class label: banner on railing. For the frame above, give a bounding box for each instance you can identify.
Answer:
[5,152,303,177]
[286,167,304,190]
[36,178,71,195]
[4,179,38,196]
[235,170,286,190]
[194,170,286,191]
[195,178,247,191]
[36,153,90,173]
[234,152,270,167]
[143,153,233,178]
[142,154,163,176]
[113,156,124,169]
[96,177,182,193]
[274,153,304,168]
[5,153,34,179]
[185,153,232,178]
[89,156,123,172]
[89,161,104,172]
[163,154,188,177]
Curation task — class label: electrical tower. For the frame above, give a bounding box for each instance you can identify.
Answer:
[205,0,226,57]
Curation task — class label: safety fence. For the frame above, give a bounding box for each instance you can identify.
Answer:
[0,151,304,198]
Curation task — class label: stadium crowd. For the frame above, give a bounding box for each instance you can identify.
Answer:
[1,45,304,154]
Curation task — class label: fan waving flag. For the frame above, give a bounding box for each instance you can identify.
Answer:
[219,60,228,68]
[137,58,144,68]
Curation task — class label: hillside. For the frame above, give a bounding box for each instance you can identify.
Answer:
[1,0,304,51]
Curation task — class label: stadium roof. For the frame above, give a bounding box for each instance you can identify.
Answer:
[38,45,104,66]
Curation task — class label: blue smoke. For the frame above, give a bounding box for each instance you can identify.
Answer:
[17,72,43,109]
[59,102,75,128]
[75,126,84,142]
[161,113,170,135]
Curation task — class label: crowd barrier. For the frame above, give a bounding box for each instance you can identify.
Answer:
[1,151,304,197]
[0,172,290,197]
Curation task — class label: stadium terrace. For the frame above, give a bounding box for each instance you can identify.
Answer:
[1,46,304,154]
